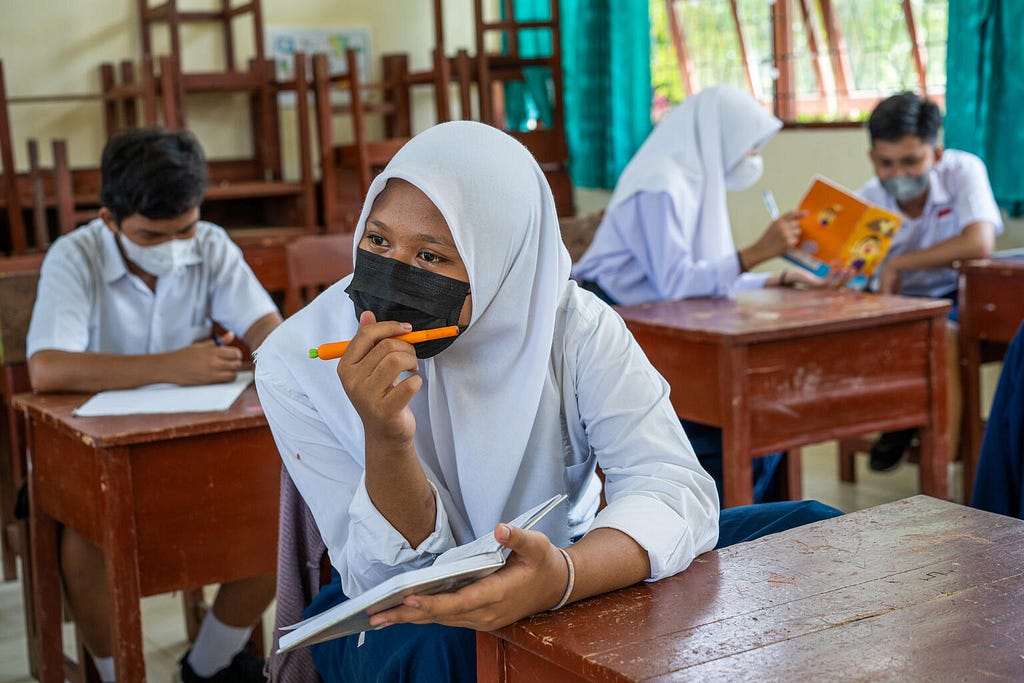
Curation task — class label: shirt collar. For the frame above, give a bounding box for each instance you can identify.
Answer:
[100,224,130,284]
[925,165,951,208]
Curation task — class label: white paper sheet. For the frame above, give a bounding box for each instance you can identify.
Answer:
[72,371,254,417]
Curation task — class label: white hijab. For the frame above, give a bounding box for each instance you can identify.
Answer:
[346,121,572,539]
[608,84,782,265]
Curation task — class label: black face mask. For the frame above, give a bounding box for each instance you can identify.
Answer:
[345,248,471,358]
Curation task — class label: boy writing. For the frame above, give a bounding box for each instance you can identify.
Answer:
[25,127,282,682]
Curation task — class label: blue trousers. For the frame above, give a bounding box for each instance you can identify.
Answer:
[971,321,1024,518]
[305,499,842,683]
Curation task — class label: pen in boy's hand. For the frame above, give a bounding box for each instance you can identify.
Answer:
[309,325,460,360]
[762,189,780,220]
[211,332,224,347]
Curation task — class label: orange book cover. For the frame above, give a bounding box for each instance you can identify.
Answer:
[783,177,902,289]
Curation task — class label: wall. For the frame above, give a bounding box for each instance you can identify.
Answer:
[0,0,476,173]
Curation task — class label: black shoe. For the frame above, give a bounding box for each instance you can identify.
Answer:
[178,649,267,683]
[869,428,917,472]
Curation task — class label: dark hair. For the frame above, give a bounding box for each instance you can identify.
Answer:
[867,92,942,146]
[99,127,209,223]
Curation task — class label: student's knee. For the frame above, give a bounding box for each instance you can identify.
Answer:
[790,499,843,523]
[59,527,105,587]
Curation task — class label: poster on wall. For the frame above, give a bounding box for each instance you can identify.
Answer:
[265,26,372,105]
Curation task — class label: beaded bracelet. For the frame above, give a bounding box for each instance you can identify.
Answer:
[550,547,575,611]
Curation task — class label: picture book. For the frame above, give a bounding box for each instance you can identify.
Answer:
[277,493,568,653]
[783,177,903,289]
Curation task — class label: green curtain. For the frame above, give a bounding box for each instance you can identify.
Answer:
[508,1,652,189]
[945,0,1024,214]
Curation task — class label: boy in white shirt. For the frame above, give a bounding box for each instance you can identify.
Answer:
[26,127,282,682]
[860,92,1003,471]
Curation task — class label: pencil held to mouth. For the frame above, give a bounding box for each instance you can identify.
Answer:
[308,325,460,360]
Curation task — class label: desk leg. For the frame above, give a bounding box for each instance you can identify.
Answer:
[26,419,64,683]
[101,447,146,682]
[918,317,949,501]
[719,346,754,507]
[961,337,983,504]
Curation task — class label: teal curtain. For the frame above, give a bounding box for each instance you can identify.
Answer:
[508,1,652,189]
[945,0,1024,214]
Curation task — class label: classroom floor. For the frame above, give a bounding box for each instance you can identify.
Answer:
[0,441,966,682]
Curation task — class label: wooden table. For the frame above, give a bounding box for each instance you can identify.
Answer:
[478,495,1024,681]
[13,386,280,682]
[615,289,951,507]
[957,257,1024,502]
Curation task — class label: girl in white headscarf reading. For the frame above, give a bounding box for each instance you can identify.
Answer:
[572,84,825,305]
[255,121,840,682]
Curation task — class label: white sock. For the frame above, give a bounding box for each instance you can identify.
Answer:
[91,655,116,683]
[186,611,254,677]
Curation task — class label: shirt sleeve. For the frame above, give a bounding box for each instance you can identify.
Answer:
[25,237,94,357]
[255,360,456,598]
[625,192,741,300]
[568,299,720,580]
[950,154,1004,234]
[205,228,280,341]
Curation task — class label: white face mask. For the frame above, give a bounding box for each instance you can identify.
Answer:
[118,232,197,277]
[725,154,764,191]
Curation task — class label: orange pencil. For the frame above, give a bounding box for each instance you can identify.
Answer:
[308,325,460,360]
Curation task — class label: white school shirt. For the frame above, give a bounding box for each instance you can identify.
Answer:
[571,192,770,304]
[27,218,278,357]
[254,279,720,599]
[859,149,1003,298]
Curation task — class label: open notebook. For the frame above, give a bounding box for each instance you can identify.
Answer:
[278,493,567,653]
[73,371,254,416]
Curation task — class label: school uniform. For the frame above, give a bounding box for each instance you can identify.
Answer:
[570,85,779,304]
[972,322,1024,518]
[27,218,277,357]
[256,121,839,683]
[859,149,1004,301]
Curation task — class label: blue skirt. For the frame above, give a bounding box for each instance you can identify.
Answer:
[305,499,842,683]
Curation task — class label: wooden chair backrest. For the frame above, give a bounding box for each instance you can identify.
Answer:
[284,233,355,316]
[0,59,28,255]
[0,269,38,367]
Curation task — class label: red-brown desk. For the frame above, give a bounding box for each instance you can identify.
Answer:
[615,289,951,507]
[478,495,1024,681]
[13,386,280,682]
[957,257,1024,502]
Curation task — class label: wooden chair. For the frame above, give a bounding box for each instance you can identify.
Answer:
[284,233,356,316]
[313,49,450,232]
[0,60,29,256]
[470,0,575,217]
[101,52,318,229]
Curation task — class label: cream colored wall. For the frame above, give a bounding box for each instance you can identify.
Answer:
[0,0,476,173]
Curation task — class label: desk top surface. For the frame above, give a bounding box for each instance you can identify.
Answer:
[615,288,950,343]
[492,496,1024,681]
[959,256,1024,275]
[11,384,267,448]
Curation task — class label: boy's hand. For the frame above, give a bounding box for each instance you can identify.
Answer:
[368,524,570,631]
[337,311,421,448]
[167,334,243,384]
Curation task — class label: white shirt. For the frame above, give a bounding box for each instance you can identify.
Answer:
[859,149,1003,297]
[255,280,720,598]
[27,218,278,357]
[571,191,770,304]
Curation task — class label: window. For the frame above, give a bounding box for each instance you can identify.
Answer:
[651,0,948,124]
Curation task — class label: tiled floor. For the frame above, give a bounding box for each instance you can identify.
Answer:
[0,440,963,682]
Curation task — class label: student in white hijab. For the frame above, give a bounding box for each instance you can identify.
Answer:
[572,84,827,305]
[255,121,840,682]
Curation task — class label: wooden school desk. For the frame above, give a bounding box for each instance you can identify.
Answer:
[957,257,1024,503]
[615,289,951,507]
[13,386,280,682]
[477,495,1024,681]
